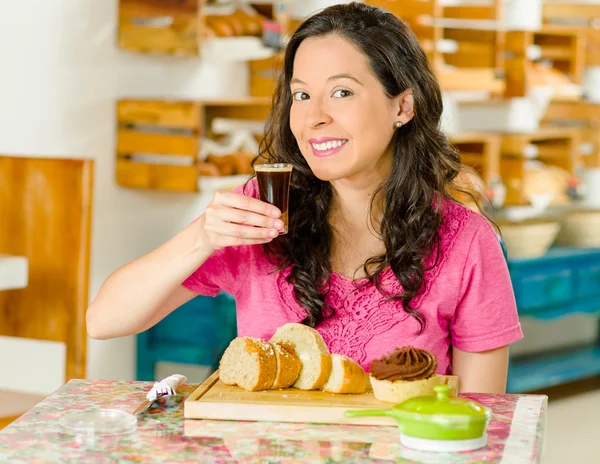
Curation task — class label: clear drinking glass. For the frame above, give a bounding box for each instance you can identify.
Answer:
[254,163,293,235]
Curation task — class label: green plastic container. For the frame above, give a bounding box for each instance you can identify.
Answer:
[345,385,492,452]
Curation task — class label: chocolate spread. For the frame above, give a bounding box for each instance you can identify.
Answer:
[370,346,437,381]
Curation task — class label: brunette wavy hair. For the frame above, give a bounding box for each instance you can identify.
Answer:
[253,2,476,333]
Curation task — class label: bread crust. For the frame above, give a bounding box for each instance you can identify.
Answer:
[270,341,302,389]
[219,337,276,391]
[322,354,366,394]
[269,323,332,390]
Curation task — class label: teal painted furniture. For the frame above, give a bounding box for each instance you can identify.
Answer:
[507,247,600,392]
[136,293,237,381]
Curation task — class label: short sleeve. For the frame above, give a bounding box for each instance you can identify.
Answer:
[182,246,248,296]
[450,221,523,352]
[181,179,258,297]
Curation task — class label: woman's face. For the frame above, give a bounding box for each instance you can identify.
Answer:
[289,34,412,184]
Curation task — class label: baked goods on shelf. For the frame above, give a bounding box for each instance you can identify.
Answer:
[204,8,267,38]
[197,151,255,178]
[369,346,443,403]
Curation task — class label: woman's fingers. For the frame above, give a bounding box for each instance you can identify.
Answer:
[201,191,283,250]
[204,217,279,241]
[212,204,284,230]
[213,192,281,218]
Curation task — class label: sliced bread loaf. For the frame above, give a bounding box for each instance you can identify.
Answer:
[219,337,276,391]
[321,354,367,394]
[269,323,332,390]
[270,341,302,389]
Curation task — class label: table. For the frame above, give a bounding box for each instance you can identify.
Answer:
[0,380,547,463]
[0,254,28,291]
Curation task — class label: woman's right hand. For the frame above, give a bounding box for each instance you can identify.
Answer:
[198,191,284,251]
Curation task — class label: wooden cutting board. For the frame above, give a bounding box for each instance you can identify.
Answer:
[184,371,459,426]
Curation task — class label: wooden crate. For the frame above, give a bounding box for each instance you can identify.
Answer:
[118,0,203,55]
[499,128,582,205]
[449,132,501,187]
[249,55,282,97]
[542,100,600,168]
[543,2,600,67]
[116,98,271,192]
[118,0,272,56]
[117,100,202,191]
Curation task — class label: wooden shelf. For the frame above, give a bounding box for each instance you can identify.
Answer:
[509,344,600,393]
[116,98,271,192]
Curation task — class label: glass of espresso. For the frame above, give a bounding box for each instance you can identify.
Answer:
[254,163,293,235]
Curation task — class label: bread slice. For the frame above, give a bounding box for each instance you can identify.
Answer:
[219,337,277,391]
[369,374,444,403]
[322,354,366,394]
[270,341,302,390]
[269,323,332,390]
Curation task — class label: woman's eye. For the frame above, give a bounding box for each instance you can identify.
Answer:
[292,91,310,101]
[332,89,353,98]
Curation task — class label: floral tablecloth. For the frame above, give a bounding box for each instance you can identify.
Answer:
[0,379,547,463]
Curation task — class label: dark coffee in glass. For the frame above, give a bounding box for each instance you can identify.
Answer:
[254,163,293,234]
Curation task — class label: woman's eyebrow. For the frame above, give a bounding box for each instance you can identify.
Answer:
[290,73,364,86]
[327,73,364,85]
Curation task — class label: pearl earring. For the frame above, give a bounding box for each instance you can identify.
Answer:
[395,121,403,129]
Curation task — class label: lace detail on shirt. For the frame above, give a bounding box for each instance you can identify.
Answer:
[276,201,472,367]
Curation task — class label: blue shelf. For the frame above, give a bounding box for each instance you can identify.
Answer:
[508,344,600,393]
[136,293,237,381]
[508,247,600,265]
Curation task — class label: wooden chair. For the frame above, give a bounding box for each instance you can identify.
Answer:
[0,156,93,429]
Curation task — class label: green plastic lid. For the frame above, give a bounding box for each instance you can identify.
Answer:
[344,384,492,442]
[393,385,490,419]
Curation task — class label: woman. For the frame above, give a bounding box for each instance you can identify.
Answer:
[87,2,522,393]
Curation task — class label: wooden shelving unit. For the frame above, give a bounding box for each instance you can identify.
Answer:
[504,27,586,97]
[116,98,271,192]
[366,0,505,95]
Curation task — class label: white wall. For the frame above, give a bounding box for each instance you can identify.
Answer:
[0,0,246,394]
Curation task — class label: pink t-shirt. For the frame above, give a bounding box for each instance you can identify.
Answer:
[183,182,523,374]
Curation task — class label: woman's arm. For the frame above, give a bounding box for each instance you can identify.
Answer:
[86,221,213,340]
[86,192,283,340]
[452,345,509,394]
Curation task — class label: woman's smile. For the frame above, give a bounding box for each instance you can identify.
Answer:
[309,137,348,158]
